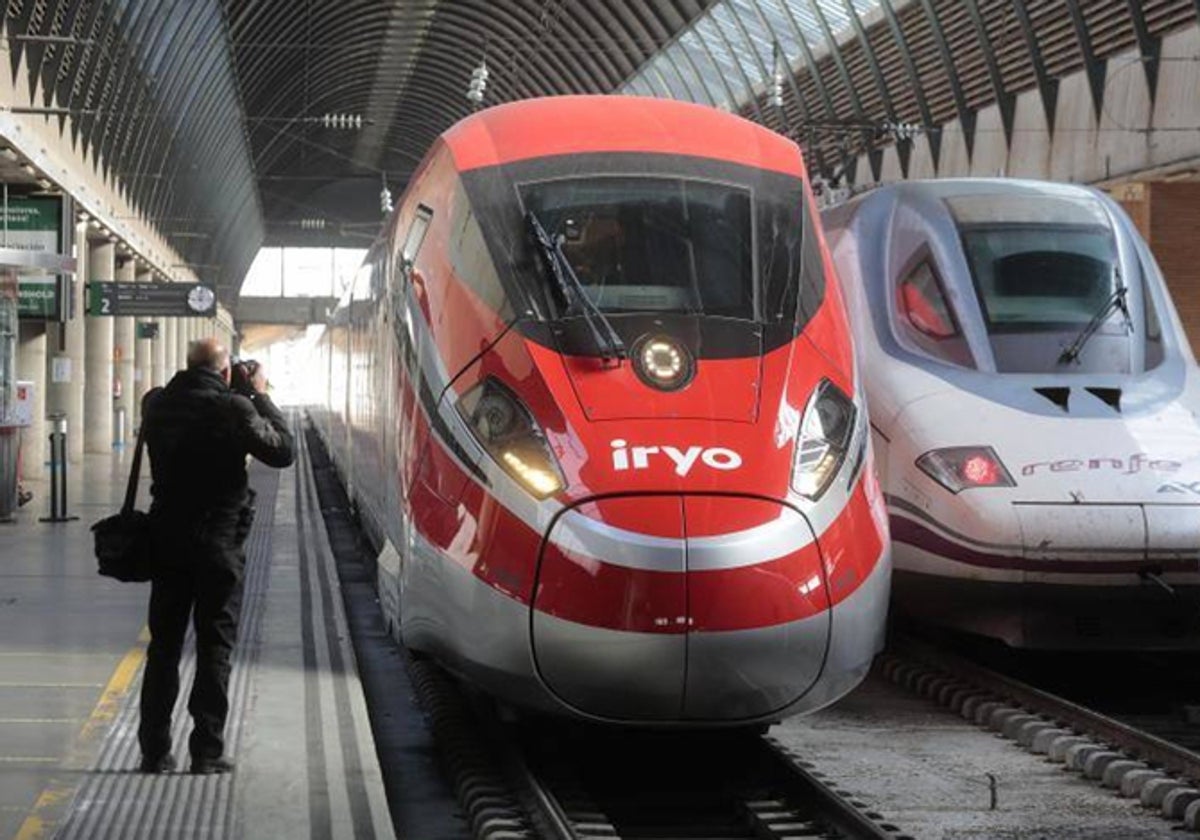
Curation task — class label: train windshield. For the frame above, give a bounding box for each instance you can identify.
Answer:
[955,197,1117,332]
[520,177,756,320]
[945,193,1147,373]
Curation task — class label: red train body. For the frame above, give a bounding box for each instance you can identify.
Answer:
[311,96,889,724]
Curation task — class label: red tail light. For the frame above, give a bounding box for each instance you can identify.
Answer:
[916,446,1015,494]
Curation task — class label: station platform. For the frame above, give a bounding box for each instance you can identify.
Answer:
[0,418,405,839]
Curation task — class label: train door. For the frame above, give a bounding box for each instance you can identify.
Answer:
[391,201,440,629]
[393,206,434,506]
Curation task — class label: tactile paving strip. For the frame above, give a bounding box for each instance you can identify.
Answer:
[56,463,280,840]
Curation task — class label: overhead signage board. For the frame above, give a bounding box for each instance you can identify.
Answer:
[4,196,64,321]
[88,282,216,317]
[17,277,58,318]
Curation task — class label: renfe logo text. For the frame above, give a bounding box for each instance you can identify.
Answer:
[611,439,742,476]
[1020,452,1181,477]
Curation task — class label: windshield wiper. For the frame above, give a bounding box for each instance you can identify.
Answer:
[526,211,625,367]
[1057,279,1132,365]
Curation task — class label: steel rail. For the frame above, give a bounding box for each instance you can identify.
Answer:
[892,634,1200,785]
[496,726,580,840]
[510,725,905,840]
[756,738,904,840]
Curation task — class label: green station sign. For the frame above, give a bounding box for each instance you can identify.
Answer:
[17,277,58,318]
[4,195,65,321]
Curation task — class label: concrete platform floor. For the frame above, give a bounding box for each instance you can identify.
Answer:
[0,439,396,839]
[0,451,146,840]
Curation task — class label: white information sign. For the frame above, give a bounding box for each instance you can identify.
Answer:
[51,356,71,384]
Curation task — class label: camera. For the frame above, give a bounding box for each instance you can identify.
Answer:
[230,358,261,396]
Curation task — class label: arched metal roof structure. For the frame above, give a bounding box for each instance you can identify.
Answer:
[4,1,1200,299]
[4,0,714,297]
[626,0,1200,186]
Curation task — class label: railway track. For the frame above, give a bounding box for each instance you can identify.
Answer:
[882,634,1200,832]
[510,723,908,840]
[406,647,908,840]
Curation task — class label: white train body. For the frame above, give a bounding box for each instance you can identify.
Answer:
[824,179,1200,648]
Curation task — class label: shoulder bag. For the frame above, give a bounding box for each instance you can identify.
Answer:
[92,423,153,582]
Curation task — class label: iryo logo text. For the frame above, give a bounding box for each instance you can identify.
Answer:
[610,439,743,476]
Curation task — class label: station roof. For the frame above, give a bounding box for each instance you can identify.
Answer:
[4,0,1198,300]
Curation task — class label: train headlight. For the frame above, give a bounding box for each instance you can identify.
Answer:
[633,334,694,391]
[458,378,564,499]
[916,446,1015,494]
[792,380,858,500]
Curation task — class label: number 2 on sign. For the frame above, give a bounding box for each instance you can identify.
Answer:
[100,297,111,314]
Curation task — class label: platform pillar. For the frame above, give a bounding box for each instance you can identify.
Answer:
[16,321,46,481]
[112,257,135,446]
[164,319,177,377]
[47,219,88,463]
[83,242,114,454]
[151,313,166,388]
[176,316,189,371]
[133,270,153,426]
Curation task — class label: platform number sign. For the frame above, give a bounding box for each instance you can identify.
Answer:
[88,281,217,317]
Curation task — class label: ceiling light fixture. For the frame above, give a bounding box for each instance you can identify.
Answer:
[319,113,363,130]
[466,59,489,106]
[380,173,393,215]
[769,43,785,110]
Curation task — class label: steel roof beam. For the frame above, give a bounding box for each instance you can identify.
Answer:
[771,0,854,181]
[1065,0,1107,124]
[915,0,975,160]
[1124,0,1161,104]
[877,0,939,169]
[960,0,1014,145]
[1009,0,1058,137]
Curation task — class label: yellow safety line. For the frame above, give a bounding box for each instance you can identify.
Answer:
[12,626,150,840]
[0,683,103,689]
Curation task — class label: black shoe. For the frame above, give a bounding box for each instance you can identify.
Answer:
[190,756,235,775]
[139,753,176,773]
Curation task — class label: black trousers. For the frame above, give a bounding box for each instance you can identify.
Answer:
[138,510,250,762]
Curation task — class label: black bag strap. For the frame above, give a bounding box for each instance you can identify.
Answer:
[121,422,147,516]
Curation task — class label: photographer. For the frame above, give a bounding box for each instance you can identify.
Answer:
[137,338,293,775]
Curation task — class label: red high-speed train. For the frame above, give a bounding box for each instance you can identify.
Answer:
[310,96,889,725]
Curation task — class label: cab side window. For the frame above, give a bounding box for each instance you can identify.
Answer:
[391,206,433,352]
[450,181,514,321]
[1140,258,1165,371]
[896,257,974,367]
[899,260,956,339]
[398,205,433,285]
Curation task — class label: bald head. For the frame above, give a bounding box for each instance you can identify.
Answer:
[187,338,230,380]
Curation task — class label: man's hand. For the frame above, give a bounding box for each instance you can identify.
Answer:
[249,364,268,394]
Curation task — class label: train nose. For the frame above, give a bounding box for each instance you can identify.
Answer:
[530,496,831,722]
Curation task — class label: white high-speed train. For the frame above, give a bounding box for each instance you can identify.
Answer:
[824,179,1200,649]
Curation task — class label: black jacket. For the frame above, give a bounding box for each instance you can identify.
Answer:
[142,368,294,521]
